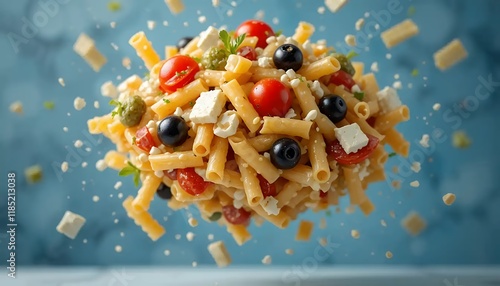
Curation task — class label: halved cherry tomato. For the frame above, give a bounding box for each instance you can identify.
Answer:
[326,134,380,165]
[235,20,274,49]
[249,78,292,117]
[163,169,177,181]
[329,70,356,91]
[237,46,257,61]
[222,205,251,225]
[257,174,277,197]
[135,126,157,152]
[176,168,211,196]
[159,55,200,93]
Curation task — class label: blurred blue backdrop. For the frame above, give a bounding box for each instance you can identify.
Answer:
[0,0,499,267]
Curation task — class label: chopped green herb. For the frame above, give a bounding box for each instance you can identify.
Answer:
[208,212,222,221]
[407,6,416,17]
[274,30,283,37]
[107,1,121,12]
[191,56,201,63]
[189,101,195,107]
[388,152,397,158]
[299,77,305,82]
[109,99,123,118]
[219,30,246,54]
[25,165,43,184]
[144,72,150,79]
[132,136,136,145]
[353,91,365,101]
[119,161,141,187]
[452,130,471,149]
[325,210,332,217]
[411,69,419,77]
[175,70,188,77]
[163,98,171,104]
[43,101,55,110]
[346,50,359,60]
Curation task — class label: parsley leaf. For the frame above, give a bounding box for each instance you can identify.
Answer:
[274,30,283,37]
[43,101,55,110]
[353,91,365,101]
[119,161,141,187]
[208,212,222,221]
[407,6,416,17]
[132,136,136,145]
[219,30,246,54]
[411,69,419,77]
[346,50,359,60]
[144,72,150,79]
[109,99,123,118]
[189,101,195,107]
[163,98,170,104]
[107,1,121,12]
[325,210,332,217]
[175,70,188,77]
[388,152,397,158]
[191,56,201,63]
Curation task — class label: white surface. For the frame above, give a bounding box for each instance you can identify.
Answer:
[2,266,499,286]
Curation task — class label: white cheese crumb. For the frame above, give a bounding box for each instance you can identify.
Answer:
[442,193,456,206]
[419,134,430,148]
[92,195,100,202]
[174,107,183,116]
[186,232,195,241]
[212,0,220,7]
[73,97,86,111]
[138,153,148,162]
[345,34,356,46]
[410,180,420,187]
[61,162,69,173]
[351,84,362,93]
[334,123,369,154]
[392,81,403,90]
[355,18,365,30]
[351,229,360,239]
[56,211,86,239]
[188,218,198,227]
[110,21,116,28]
[93,101,100,109]
[290,78,301,88]
[208,234,214,241]
[81,162,88,168]
[149,147,162,155]
[9,101,23,114]
[115,245,122,253]
[433,103,441,111]
[147,20,156,30]
[63,127,69,132]
[304,110,318,121]
[284,108,297,119]
[164,249,171,256]
[317,6,326,14]
[198,16,207,23]
[411,162,421,173]
[255,10,264,19]
[257,57,273,68]
[325,0,348,13]
[114,181,122,190]
[111,42,119,51]
[261,255,272,265]
[386,53,392,60]
[95,160,107,171]
[260,196,280,215]
[74,140,83,148]
[58,77,66,87]
[371,62,379,73]
[100,81,118,98]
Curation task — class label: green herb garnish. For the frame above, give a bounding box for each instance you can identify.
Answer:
[163,98,171,104]
[191,56,201,63]
[144,72,150,79]
[353,91,365,101]
[43,101,55,110]
[274,30,283,37]
[219,30,246,54]
[132,136,136,145]
[388,152,397,158]
[119,161,141,187]
[346,50,359,60]
[208,212,222,221]
[175,70,188,77]
[411,69,419,77]
[189,101,195,107]
[325,210,332,217]
[109,99,123,118]
[107,1,121,12]
[407,6,416,17]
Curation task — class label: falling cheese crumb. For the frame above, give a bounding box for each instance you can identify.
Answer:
[147,20,156,30]
[285,248,294,255]
[58,77,66,87]
[351,229,360,239]
[186,231,195,241]
[345,34,356,46]
[73,97,86,111]
[410,180,420,187]
[385,251,393,259]
[325,0,348,13]
[61,162,69,173]
[9,101,23,114]
[261,255,272,265]
[433,103,441,111]
[419,134,430,148]
[442,193,456,206]
[188,217,198,227]
[115,245,122,253]
[355,18,365,30]
[411,162,421,173]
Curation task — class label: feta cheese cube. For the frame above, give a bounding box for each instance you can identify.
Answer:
[257,57,273,68]
[325,0,348,13]
[260,196,280,216]
[73,97,86,111]
[214,110,239,138]
[190,90,226,124]
[334,123,369,154]
[376,86,402,114]
[56,211,86,239]
[197,26,219,51]
[100,81,118,98]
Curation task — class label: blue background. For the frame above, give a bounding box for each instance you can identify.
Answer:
[0,0,499,266]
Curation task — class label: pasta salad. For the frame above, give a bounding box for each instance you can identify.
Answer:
[88,19,410,245]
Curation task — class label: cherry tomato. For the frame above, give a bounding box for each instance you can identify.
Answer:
[222,205,251,225]
[366,117,376,127]
[237,46,257,61]
[159,55,200,93]
[135,126,158,152]
[176,168,211,196]
[163,169,177,181]
[257,174,277,197]
[326,134,379,165]
[329,70,356,91]
[249,78,292,117]
[235,20,274,49]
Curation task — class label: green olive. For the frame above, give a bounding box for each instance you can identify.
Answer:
[332,53,355,76]
[120,95,146,127]
[201,47,228,70]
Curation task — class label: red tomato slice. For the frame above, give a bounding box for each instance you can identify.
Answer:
[135,126,157,152]
[222,205,251,225]
[257,174,277,197]
[235,20,274,49]
[326,134,380,165]
[249,78,292,117]
[176,168,211,196]
[329,70,356,91]
[237,46,257,61]
[163,169,177,181]
[159,55,200,93]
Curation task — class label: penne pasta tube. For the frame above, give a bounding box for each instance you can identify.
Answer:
[260,117,313,139]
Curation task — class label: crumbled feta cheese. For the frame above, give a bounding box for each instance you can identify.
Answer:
[188,217,198,227]
[198,16,207,23]
[345,34,356,46]
[9,101,23,114]
[186,232,195,241]
[411,162,421,173]
[325,0,348,13]
[93,101,100,109]
[419,134,430,148]
[110,21,116,28]
[58,77,66,87]
[61,162,69,173]
[81,162,88,168]
[73,97,86,111]
[266,36,277,44]
[197,26,219,51]
[214,111,240,138]
[355,18,365,30]
[190,90,226,124]
[262,255,272,264]
[304,110,318,121]
[284,108,297,119]
[146,120,156,129]
[115,245,122,253]
[154,170,164,178]
[410,180,420,187]
[376,86,402,114]
[149,146,162,155]
[433,103,441,111]
[260,196,280,216]
[95,159,107,171]
[370,62,379,73]
[74,140,83,148]
[310,80,324,99]
[351,229,360,239]
[63,127,68,132]
[442,193,456,206]
[138,153,148,162]
[392,81,403,90]
[386,53,392,59]
[234,190,245,201]
[114,181,122,190]
[147,20,156,30]
[212,0,220,7]
[351,84,361,93]
[173,107,183,117]
[317,6,326,14]
[357,159,370,180]
[257,57,273,68]
[233,199,244,209]
[56,211,86,239]
[101,81,118,98]
[285,248,294,255]
[290,78,301,88]
[334,123,369,154]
